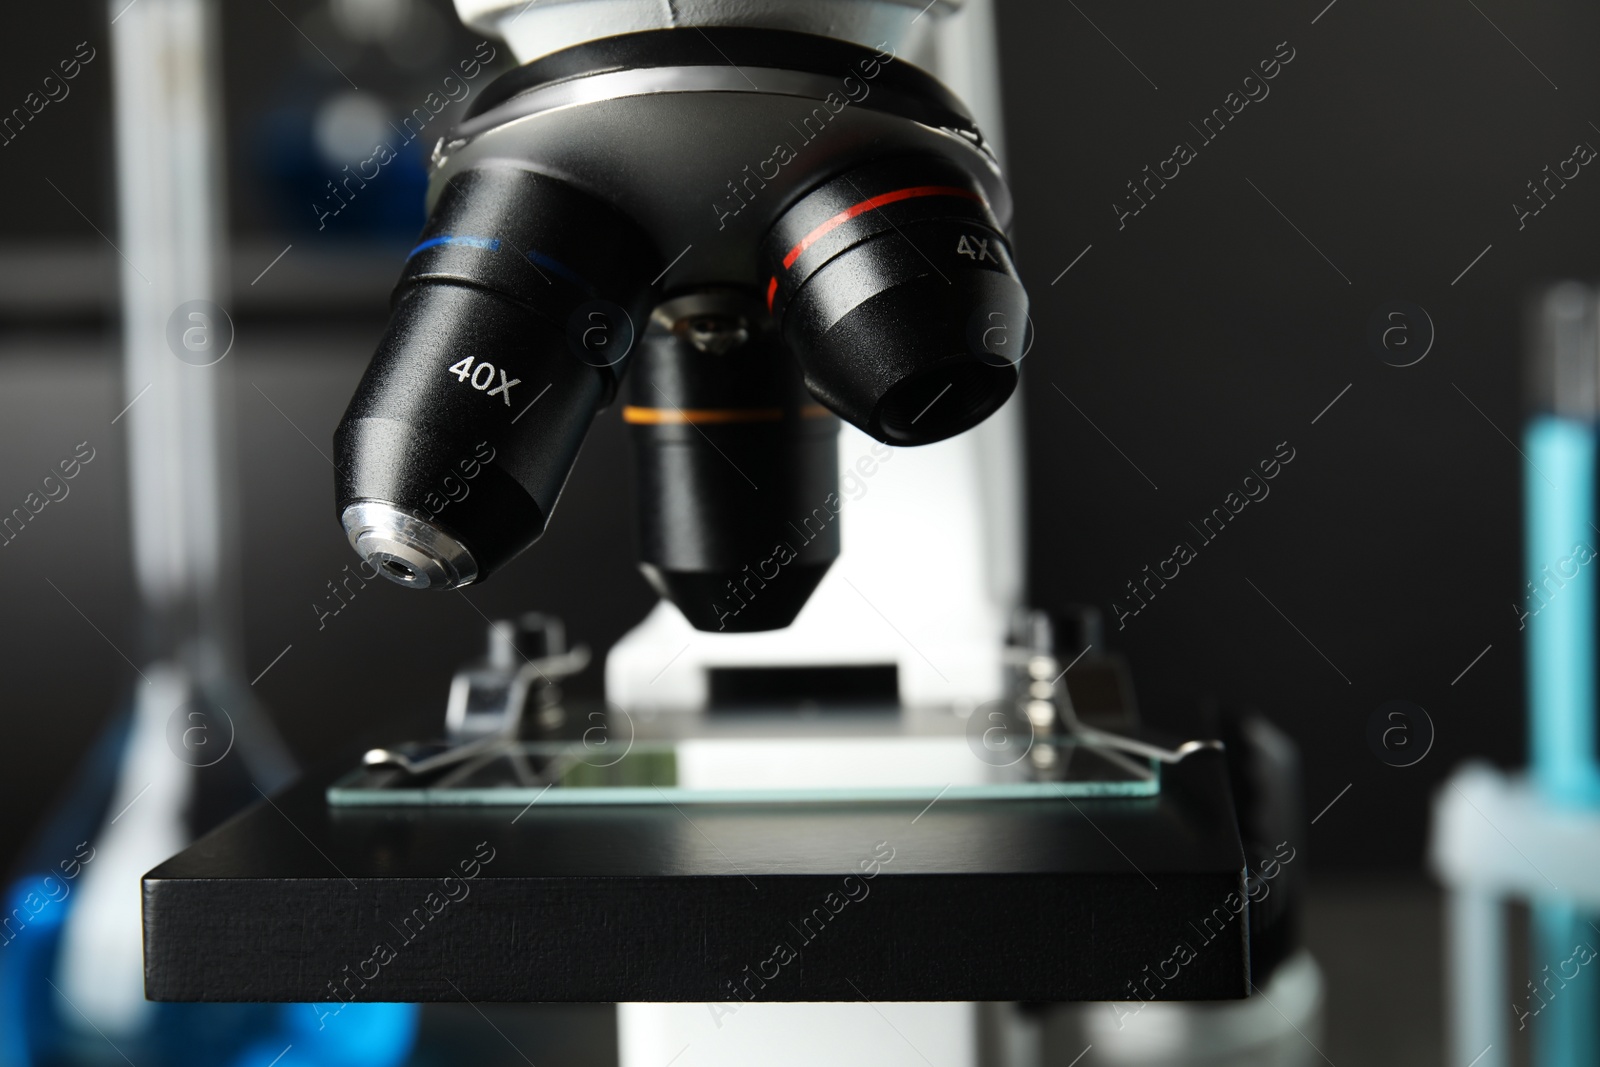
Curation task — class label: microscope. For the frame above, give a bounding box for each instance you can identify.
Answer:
[142,2,1315,1064]
[330,4,1028,659]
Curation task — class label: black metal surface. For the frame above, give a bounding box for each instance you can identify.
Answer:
[143,750,1250,1003]
[1205,704,1307,985]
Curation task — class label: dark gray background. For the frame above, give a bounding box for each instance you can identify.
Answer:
[1003,0,1600,871]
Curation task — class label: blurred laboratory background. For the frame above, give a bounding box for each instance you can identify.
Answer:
[1,0,1598,1063]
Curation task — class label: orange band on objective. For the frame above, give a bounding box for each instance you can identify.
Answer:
[623,406,783,425]
[623,405,836,425]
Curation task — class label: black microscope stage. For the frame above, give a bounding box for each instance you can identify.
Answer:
[142,750,1248,1003]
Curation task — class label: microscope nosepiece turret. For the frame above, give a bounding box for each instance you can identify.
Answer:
[333,28,1030,620]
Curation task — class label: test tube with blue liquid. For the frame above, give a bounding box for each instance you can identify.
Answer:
[1523,282,1600,1067]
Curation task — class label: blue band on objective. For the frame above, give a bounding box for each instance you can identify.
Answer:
[406,234,501,258]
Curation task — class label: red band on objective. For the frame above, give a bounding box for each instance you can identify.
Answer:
[765,275,778,312]
[779,185,982,271]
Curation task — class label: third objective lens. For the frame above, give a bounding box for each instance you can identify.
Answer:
[762,154,1028,446]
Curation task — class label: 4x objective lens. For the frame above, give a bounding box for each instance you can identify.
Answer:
[762,154,1028,445]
